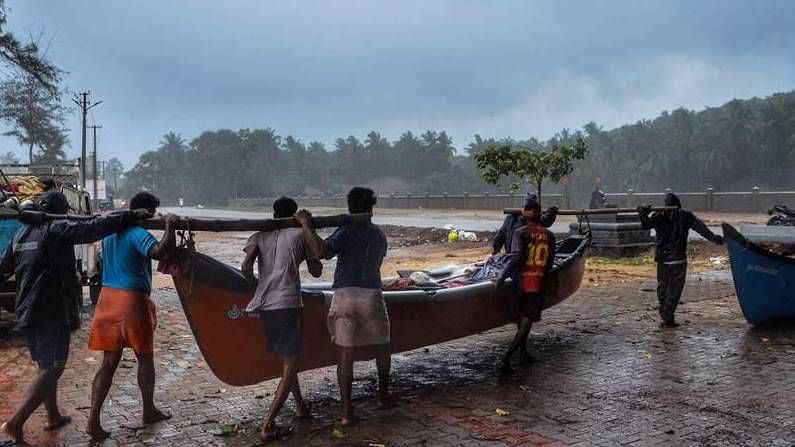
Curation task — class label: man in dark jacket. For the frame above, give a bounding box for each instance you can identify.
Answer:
[492,192,558,255]
[496,197,556,373]
[638,193,723,328]
[0,191,149,444]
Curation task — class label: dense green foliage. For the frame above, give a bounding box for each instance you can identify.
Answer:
[573,91,795,195]
[0,74,70,163]
[122,90,795,206]
[0,0,60,91]
[121,129,486,204]
[0,2,69,164]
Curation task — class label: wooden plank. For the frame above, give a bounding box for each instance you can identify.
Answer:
[17,210,371,232]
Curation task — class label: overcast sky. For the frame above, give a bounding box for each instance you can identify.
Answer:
[5,0,795,167]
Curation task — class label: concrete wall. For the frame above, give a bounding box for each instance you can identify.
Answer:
[230,188,795,213]
[231,193,565,210]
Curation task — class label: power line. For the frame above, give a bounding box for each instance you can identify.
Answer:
[71,91,102,189]
[88,124,102,206]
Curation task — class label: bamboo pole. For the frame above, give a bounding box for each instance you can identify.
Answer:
[503,206,678,216]
[17,210,371,232]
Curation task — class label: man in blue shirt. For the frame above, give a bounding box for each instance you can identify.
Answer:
[86,192,178,440]
[296,187,390,427]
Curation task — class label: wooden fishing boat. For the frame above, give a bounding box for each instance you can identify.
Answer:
[723,223,795,325]
[162,234,589,386]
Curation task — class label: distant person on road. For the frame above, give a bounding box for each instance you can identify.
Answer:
[496,196,556,374]
[86,192,178,440]
[178,196,184,207]
[492,192,558,255]
[589,187,608,209]
[638,193,724,328]
[296,187,391,427]
[241,196,321,443]
[0,191,149,445]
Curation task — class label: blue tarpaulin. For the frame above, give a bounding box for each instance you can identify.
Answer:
[0,218,23,251]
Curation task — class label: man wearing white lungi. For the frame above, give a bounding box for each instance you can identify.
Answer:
[296,187,390,427]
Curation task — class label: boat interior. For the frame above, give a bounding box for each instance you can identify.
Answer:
[300,233,590,297]
[170,233,590,303]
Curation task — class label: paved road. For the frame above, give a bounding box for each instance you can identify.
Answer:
[4,270,795,446]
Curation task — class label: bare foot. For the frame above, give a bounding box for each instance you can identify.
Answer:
[378,392,396,409]
[295,402,312,420]
[44,414,72,431]
[142,408,172,424]
[497,361,514,376]
[1,421,23,444]
[259,425,292,443]
[340,414,355,427]
[86,422,111,441]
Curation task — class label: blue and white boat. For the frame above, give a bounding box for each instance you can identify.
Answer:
[723,223,795,325]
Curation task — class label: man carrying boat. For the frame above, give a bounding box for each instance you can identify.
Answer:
[240,196,320,442]
[496,196,556,373]
[492,192,558,255]
[0,191,150,445]
[86,192,178,440]
[296,187,391,427]
[638,193,723,328]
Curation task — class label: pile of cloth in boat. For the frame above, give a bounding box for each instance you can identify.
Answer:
[383,255,510,291]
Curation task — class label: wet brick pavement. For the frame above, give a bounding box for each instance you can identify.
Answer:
[2,270,795,446]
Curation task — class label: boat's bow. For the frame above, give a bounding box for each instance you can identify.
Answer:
[723,223,795,325]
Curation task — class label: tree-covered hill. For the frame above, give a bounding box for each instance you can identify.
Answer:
[121,90,795,205]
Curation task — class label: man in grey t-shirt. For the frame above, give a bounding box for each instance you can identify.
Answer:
[241,197,322,442]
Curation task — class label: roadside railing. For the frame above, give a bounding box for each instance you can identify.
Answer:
[230,187,794,213]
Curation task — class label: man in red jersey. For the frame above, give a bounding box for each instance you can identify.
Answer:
[496,196,556,374]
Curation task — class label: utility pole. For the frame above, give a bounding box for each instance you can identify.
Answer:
[88,124,102,209]
[71,91,102,189]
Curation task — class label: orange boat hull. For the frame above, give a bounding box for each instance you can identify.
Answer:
[169,236,588,386]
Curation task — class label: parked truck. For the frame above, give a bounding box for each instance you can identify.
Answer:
[0,164,102,318]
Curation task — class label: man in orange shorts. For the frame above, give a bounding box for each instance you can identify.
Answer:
[86,192,178,440]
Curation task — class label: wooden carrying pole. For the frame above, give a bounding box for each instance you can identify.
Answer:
[17,211,371,232]
[503,206,679,216]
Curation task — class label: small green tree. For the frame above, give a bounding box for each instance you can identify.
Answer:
[474,137,588,203]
